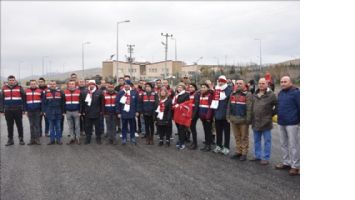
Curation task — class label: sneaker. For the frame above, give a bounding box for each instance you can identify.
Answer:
[213,146,222,153]
[275,163,291,170]
[135,133,139,137]
[260,160,269,165]
[166,140,170,147]
[47,141,55,145]
[230,153,242,160]
[188,143,197,150]
[175,141,180,148]
[239,155,247,161]
[66,139,75,145]
[27,140,36,145]
[249,157,261,162]
[35,138,41,145]
[121,138,127,145]
[19,139,25,145]
[289,168,300,176]
[200,145,211,152]
[120,134,122,138]
[221,147,230,155]
[178,144,185,150]
[158,141,164,146]
[5,140,14,146]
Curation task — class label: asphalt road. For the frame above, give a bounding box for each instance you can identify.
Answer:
[0,115,299,200]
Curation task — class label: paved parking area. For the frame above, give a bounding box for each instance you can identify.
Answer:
[0,115,299,200]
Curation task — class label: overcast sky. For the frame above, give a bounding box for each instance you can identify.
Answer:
[1,1,299,79]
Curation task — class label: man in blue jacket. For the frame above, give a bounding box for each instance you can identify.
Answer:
[116,80,139,145]
[43,80,65,145]
[275,76,300,176]
[210,75,233,155]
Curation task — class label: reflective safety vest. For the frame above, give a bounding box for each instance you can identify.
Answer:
[142,92,156,102]
[64,89,81,111]
[198,93,213,120]
[2,85,23,107]
[43,89,63,118]
[104,91,117,113]
[25,88,42,111]
[229,93,247,117]
[45,89,62,99]
[199,95,210,108]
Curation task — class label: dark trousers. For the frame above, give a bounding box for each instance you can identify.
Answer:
[122,118,135,140]
[80,115,85,132]
[215,119,231,149]
[100,114,104,134]
[201,119,213,145]
[61,115,64,134]
[177,124,188,145]
[143,115,154,139]
[158,123,172,141]
[115,115,121,132]
[5,109,24,140]
[104,114,117,141]
[137,113,142,133]
[190,117,198,145]
[40,113,49,134]
[28,111,41,139]
[85,117,101,138]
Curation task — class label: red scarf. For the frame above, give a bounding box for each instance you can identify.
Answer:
[213,89,221,100]
[125,91,131,105]
[159,100,165,112]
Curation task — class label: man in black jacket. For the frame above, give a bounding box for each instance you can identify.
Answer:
[82,80,103,144]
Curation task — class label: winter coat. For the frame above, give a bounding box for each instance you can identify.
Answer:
[277,86,300,126]
[251,88,278,131]
[116,89,139,119]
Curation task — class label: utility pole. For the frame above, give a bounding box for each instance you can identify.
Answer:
[127,44,135,78]
[255,38,262,71]
[161,33,173,79]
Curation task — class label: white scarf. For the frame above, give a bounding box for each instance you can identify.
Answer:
[210,84,228,109]
[85,86,97,106]
[120,89,131,112]
[155,98,167,120]
[172,90,186,106]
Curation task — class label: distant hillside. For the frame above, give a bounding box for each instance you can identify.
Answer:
[22,67,102,82]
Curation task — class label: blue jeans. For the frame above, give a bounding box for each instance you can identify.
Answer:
[49,118,62,142]
[122,118,135,141]
[253,129,272,160]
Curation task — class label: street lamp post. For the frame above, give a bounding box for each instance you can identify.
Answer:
[82,41,91,79]
[161,33,173,79]
[255,38,262,71]
[116,20,130,84]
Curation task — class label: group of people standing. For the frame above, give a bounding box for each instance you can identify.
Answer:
[0,72,300,176]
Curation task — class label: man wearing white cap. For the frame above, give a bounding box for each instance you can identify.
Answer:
[210,75,233,155]
[82,80,104,144]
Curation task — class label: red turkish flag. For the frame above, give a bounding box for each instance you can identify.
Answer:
[173,100,193,127]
